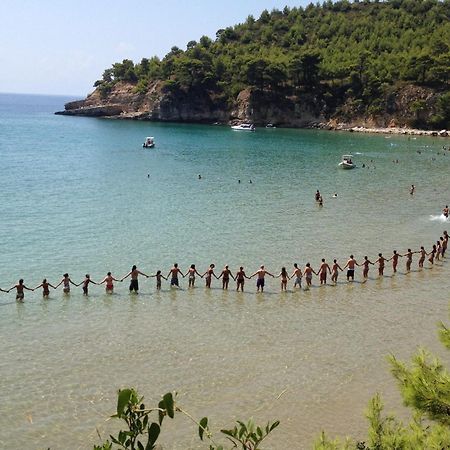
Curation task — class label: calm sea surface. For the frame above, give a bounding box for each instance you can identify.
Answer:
[0,93,449,449]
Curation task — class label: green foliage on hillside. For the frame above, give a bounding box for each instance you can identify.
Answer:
[94,0,450,126]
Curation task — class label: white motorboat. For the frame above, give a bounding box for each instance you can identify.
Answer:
[338,154,355,169]
[143,137,155,148]
[265,123,276,128]
[231,123,255,131]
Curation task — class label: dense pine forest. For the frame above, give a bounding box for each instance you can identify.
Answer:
[82,0,450,128]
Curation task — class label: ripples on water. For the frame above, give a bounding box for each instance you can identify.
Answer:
[0,94,450,449]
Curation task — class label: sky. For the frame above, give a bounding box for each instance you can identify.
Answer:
[0,0,312,96]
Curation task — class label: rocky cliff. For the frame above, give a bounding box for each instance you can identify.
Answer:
[56,81,446,133]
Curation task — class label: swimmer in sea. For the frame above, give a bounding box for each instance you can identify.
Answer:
[402,249,417,272]
[303,263,317,287]
[375,253,387,276]
[121,265,149,293]
[167,263,184,288]
[318,195,323,206]
[186,264,202,288]
[361,256,374,279]
[150,270,167,290]
[315,190,320,202]
[443,205,449,218]
[235,266,249,292]
[343,255,358,282]
[410,184,415,195]
[276,267,290,291]
[99,272,121,293]
[7,279,34,301]
[318,258,331,285]
[390,250,402,273]
[250,265,274,293]
[218,265,234,290]
[331,259,343,284]
[291,263,303,289]
[202,264,218,288]
[55,273,79,294]
[81,274,98,296]
[34,278,56,297]
[418,246,427,268]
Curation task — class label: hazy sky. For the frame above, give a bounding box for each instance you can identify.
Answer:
[0,0,311,96]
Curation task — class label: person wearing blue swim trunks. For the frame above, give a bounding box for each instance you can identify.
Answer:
[250,265,274,293]
[168,263,184,287]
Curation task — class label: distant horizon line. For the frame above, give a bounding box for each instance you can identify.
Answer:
[0,91,86,98]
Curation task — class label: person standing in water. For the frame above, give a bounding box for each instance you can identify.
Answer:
[317,258,331,285]
[291,263,303,289]
[428,244,437,264]
[343,255,358,281]
[7,279,34,301]
[361,256,374,280]
[218,265,234,290]
[390,250,402,273]
[121,265,149,293]
[202,264,218,288]
[235,266,249,292]
[99,272,121,293]
[315,190,321,202]
[375,253,387,276]
[331,259,343,284]
[55,273,79,294]
[250,265,274,293]
[418,246,427,268]
[276,267,290,291]
[186,264,202,288]
[81,274,98,296]
[166,263,184,288]
[150,270,167,290]
[441,235,447,258]
[34,278,56,297]
[402,249,417,272]
[303,263,316,287]
[410,184,415,195]
[443,205,449,218]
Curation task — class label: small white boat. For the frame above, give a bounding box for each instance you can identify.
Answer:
[265,123,276,128]
[143,137,155,148]
[231,123,255,131]
[338,154,355,169]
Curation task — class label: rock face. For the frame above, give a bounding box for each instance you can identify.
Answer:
[56,81,444,131]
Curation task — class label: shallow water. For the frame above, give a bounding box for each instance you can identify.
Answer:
[0,94,449,449]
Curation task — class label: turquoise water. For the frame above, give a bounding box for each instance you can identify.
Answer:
[0,93,449,449]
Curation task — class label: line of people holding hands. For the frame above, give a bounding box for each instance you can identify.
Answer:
[1,230,447,301]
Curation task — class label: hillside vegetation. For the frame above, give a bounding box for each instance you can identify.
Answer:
[81,0,450,128]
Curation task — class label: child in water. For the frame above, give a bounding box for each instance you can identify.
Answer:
[150,270,167,290]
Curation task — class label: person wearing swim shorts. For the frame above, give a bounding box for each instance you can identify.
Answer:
[202,264,217,288]
[218,265,234,290]
[81,274,98,296]
[343,255,358,281]
[318,258,331,285]
[235,267,249,292]
[56,273,79,294]
[331,259,343,284]
[34,278,56,297]
[291,263,303,289]
[167,263,184,288]
[100,272,121,293]
[8,279,33,301]
[250,265,274,293]
[186,264,202,288]
[122,265,149,293]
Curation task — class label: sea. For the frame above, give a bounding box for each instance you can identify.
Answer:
[0,92,449,449]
